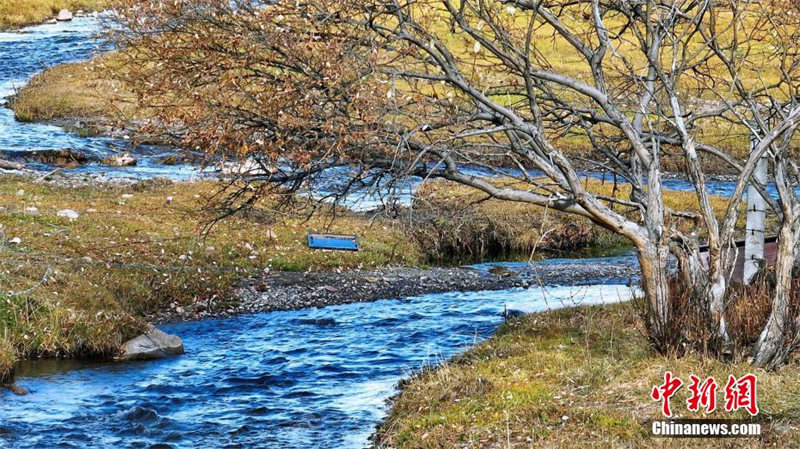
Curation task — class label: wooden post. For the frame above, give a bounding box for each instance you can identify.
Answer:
[744,133,768,285]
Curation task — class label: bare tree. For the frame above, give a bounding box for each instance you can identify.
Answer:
[111,0,800,364]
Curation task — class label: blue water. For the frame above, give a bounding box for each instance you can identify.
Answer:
[0,277,636,448]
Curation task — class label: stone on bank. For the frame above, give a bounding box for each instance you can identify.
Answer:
[56,10,73,22]
[118,325,184,361]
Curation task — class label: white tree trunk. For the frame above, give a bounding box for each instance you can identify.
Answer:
[753,224,795,368]
[637,241,672,349]
[744,140,768,285]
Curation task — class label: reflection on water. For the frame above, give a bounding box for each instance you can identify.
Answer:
[2,264,636,448]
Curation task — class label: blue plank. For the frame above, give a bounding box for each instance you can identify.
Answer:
[307,233,359,251]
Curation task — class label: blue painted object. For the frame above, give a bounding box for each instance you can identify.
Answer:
[307,232,359,251]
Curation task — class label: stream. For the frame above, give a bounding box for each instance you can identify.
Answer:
[1,277,635,448]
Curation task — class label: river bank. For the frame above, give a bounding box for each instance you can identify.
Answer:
[374,302,800,448]
[153,257,640,323]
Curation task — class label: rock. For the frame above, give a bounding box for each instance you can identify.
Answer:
[45,18,58,24]
[501,309,526,320]
[8,237,21,245]
[0,159,23,171]
[0,149,89,168]
[24,207,38,214]
[102,153,137,167]
[4,384,28,395]
[488,266,517,277]
[121,194,134,199]
[15,189,24,197]
[56,9,73,21]
[118,325,184,361]
[56,209,79,220]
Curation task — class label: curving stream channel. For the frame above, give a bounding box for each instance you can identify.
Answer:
[2,279,636,448]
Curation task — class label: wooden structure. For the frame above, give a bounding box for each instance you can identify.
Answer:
[699,236,778,283]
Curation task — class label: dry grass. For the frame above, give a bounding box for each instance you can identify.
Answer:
[0,0,106,30]
[10,53,141,127]
[0,176,422,377]
[376,303,800,448]
[9,10,783,170]
[410,180,630,263]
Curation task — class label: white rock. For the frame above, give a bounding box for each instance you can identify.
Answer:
[15,190,24,197]
[118,325,184,361]
[121,194,134,199]
[57,209,80,220]
[102,153,137,167]
[86,208,97,213]
[8,237,21,244]
[24,207,38,214]
[56,9,73,21]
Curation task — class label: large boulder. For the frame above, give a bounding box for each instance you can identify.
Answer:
[118,325,184,361]
[56,9,73,21]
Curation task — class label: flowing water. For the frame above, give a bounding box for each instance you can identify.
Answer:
[0,17,204,180]
[1,274,636,448]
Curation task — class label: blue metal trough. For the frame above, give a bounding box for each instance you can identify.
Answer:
[307,232,359,251]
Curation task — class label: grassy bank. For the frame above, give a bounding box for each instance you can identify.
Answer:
[411,181,630,263]
[376,303,800,448]
[0,0,106,30]
[10,54,141,128]
[8,50,764,174]
[0,176,423,381]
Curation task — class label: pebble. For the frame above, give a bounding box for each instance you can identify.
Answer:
[146,260,641,324]
[15,189,24,196]
[57,209,80,220]
[8,237,21,244]
[24,207,38,214]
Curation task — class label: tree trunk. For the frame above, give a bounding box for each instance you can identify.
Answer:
[753,225,796,368]
[637,241,673,351]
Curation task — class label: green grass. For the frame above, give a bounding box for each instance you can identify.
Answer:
[0,0,107,30]
[376,303,800,448]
